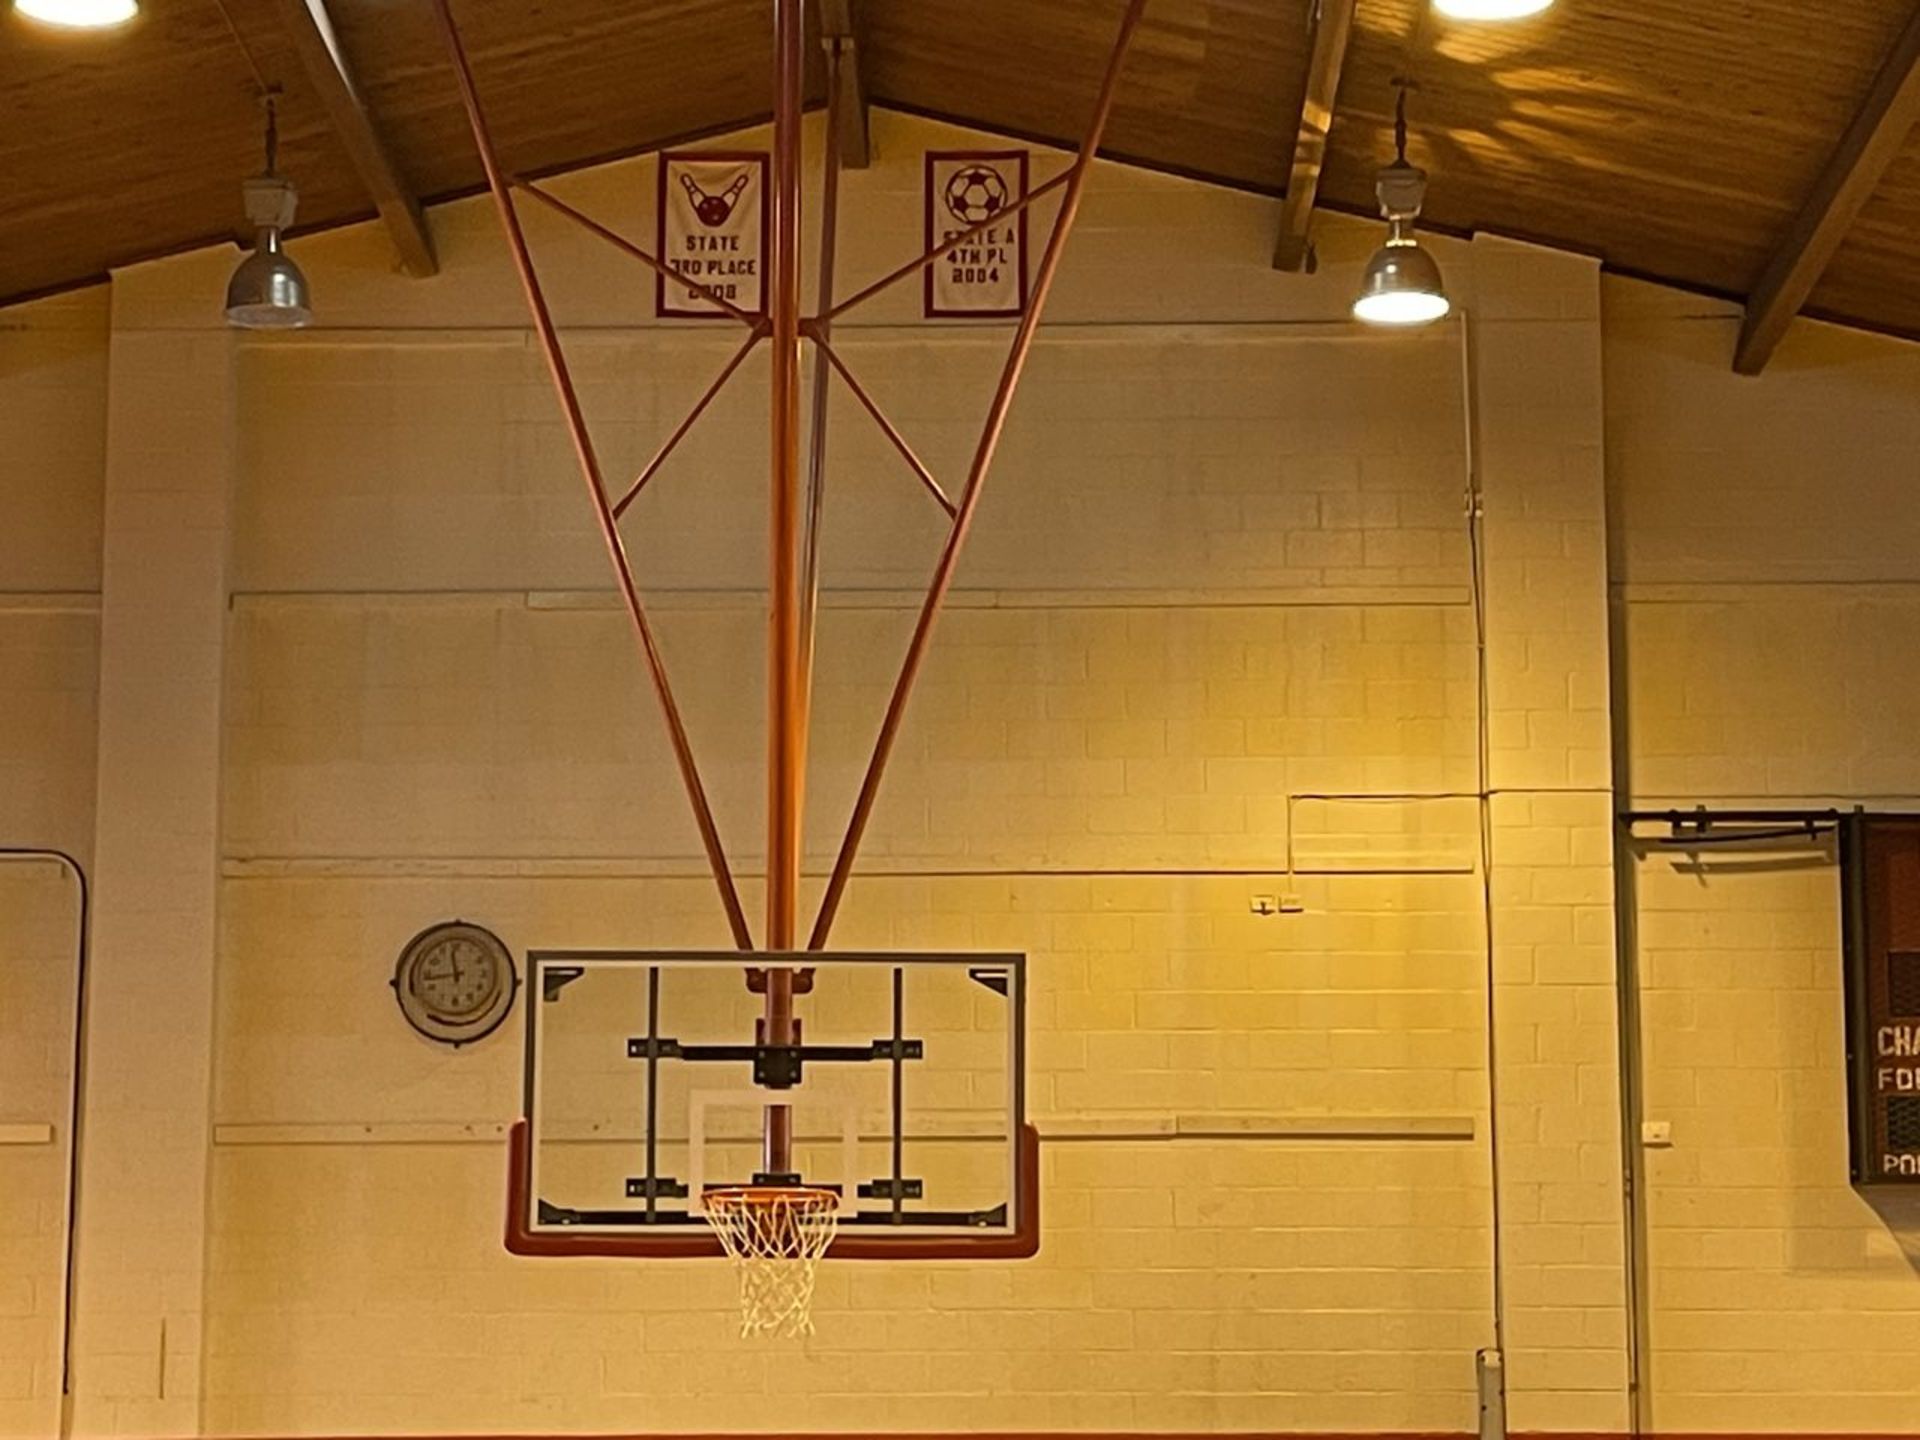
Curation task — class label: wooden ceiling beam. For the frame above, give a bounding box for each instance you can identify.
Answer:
[819,0,872,169]
[1273,0,1357,272]
[1735,0,1920,373]
[266,0,438,276]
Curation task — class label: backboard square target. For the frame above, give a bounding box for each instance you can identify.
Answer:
[510,950,1036,1259]
[687,1089,860,1218]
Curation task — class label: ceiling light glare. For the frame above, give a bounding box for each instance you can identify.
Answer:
[1352,283,1452,327]
[1432,0,1553,20]
[13,0,139,29]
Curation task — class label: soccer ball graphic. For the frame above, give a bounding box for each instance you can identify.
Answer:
[944,164,1009,225]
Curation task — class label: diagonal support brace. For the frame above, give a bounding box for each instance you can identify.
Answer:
[428,0,754,951]
[807,0,1148,949]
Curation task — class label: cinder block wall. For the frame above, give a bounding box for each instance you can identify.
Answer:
[202,111,1507,1436]
[5,106,1920,1439]
[0,288,106,1436]
[1607,275,1920,1430]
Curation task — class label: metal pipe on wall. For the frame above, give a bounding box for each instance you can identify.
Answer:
[0,849,90,1412]
[1457,313,1511,1422]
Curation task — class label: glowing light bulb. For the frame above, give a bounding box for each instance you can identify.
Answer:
[13,0,138,28]
[1432,0,1553,20]
[1352,287,1452,326]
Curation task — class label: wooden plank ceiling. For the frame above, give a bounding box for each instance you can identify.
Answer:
[4,0,1920,342]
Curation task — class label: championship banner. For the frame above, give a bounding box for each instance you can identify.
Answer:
[924,150,1029,319]
[656,151,769,318]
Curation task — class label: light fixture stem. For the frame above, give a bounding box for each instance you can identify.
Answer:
[264,95,280,176]
[1393,83,1409,165]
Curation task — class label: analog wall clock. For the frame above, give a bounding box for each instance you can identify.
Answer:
[391,920,518,1047]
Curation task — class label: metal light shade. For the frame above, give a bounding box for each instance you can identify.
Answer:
[225,228,313,329]
[1352,237,1450,326]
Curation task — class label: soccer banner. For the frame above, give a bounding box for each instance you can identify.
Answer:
[924,150,1029,319]
[656,151,769,318]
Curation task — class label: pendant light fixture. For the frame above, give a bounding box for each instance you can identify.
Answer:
[1353,86,1450,328]
[12,0,138,28]
[225,97,313,330]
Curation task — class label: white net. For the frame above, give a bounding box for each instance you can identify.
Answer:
[704,1186,840,1338]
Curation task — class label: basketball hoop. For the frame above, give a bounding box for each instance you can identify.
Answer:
[703,1184,840,1337]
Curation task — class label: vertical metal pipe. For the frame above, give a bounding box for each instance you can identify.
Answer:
[1459,309,1513,1380]
[808,0,1147,950]
[763,0,808,1179]
[1603,397,1651,1433]
[426,0,755,953]
[644,965,660,1217]
[0,850,88,1404]
[889,966,905,1221]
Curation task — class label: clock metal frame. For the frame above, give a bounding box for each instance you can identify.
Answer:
[392,919,518,1048]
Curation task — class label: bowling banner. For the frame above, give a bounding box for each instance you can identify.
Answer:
[924,150,1029,319]
[656,151,769,318]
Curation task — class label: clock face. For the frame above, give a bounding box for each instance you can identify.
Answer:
[393,921,517,1046]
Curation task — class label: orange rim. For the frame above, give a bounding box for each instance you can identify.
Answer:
[703,1185,839,1212]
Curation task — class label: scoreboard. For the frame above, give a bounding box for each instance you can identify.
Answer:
[1850,818,1920,1185]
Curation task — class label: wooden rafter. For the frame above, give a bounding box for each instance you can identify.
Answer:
[819,0,872,169]
[1734,0,1920,373]
[266,0,438,276]
[1273,0,1357,272]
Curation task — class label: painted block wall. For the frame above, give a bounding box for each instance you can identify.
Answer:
[194,110,1522,1435]
[1607,273,1920,1428]
[7,98,1920,1438]
[0,288,106,1437]
[1473,240,1626,1430]
[0,870,79,1437]
[0,289,105,862]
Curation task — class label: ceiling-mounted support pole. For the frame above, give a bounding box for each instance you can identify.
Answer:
[763,0,808,1181]
[1735,0,1920,374]
[797,45,847,777]
[819,0,871,168]
[268,0,438,275]
[426,0,754,952]
[808,0,1148,951]
[1272,0,1355,272]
